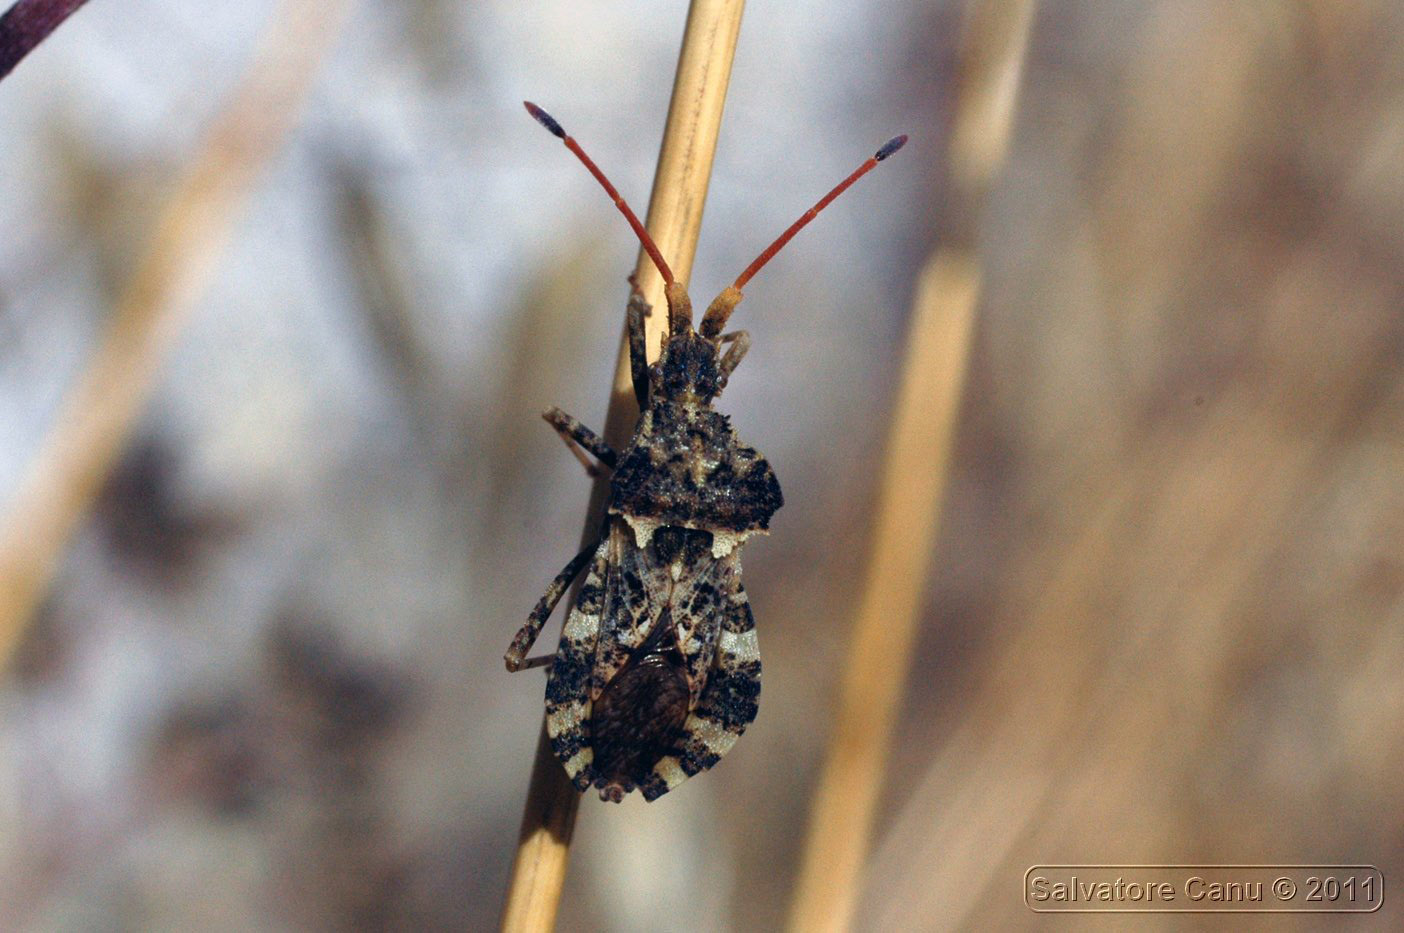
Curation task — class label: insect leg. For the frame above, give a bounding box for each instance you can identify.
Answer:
[504,542,598,672]
[542,407,617,475]
[627,279,651,409]
[715,329,751,393]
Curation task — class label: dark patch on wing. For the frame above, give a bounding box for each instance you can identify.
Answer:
[544,645,592,706]
[679,745,722,777]
[697,658,762,730]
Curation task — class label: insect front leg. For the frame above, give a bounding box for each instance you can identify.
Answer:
[627,281,651,409]
[715,330,751,394]
[542,407,617,476]
[504,542,598,671]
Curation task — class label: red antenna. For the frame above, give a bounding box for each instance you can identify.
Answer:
[700,133,908,337]
[734,134,907,291]
[524,102,676,288]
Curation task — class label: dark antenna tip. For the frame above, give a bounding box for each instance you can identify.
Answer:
[524,101,566,139]
[875,134,909,161]
[524,102,678,287]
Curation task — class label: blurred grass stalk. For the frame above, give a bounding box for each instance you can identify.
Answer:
[785,1,1036,931]
[497,1,745,930]
[0,0,355,669]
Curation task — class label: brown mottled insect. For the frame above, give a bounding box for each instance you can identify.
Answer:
[505,102,906,802]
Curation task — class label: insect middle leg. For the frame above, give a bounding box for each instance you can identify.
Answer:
[504,542,598,671]
[542,407,617,476]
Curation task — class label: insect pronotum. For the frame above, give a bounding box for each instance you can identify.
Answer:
[506,102,906,802]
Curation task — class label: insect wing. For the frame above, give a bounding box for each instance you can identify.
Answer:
[640,572,761,800]
[589,521,668,701]
[669,551,735,704]
[590,523,730,708]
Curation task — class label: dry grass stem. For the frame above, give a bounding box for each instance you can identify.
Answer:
[863,359,1393,927]
[497,2,746,931]
[785,251,979,933]
[0,0,355,670]
[852,9,1403,926]
[786,2,1036,930]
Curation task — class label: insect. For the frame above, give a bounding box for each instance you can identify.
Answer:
[505,101,906,802]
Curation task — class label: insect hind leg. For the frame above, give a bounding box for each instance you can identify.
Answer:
[504,542,597,671]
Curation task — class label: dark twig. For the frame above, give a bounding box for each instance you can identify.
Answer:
[0,0,89,83]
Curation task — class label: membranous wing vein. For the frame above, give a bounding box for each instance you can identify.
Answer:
[593,523,725,706]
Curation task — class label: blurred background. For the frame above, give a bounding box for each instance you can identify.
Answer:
[1,0,1402,929]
